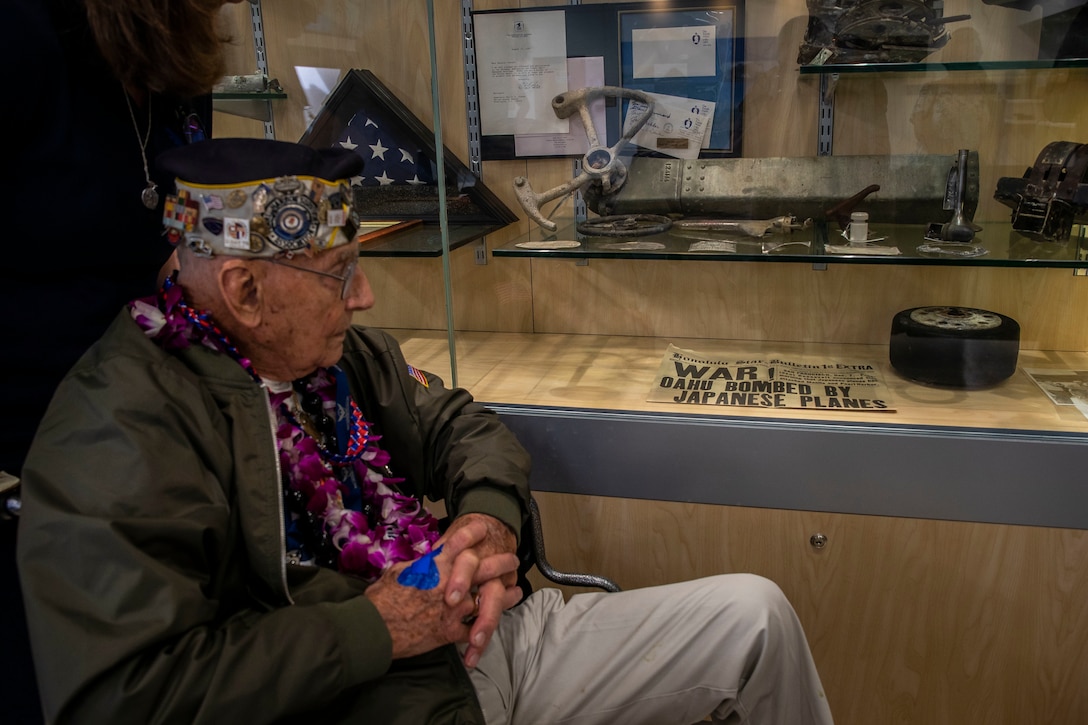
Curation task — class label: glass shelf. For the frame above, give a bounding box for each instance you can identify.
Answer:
[356,223,500,257]
[799,58,1088,75]
[211,91,288,123]
[210,91,288,100]
[493,221,1088,268]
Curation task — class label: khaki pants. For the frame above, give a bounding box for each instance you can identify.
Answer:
[468,573,834,725]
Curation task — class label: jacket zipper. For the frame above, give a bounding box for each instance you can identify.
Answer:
[261,383,295,605]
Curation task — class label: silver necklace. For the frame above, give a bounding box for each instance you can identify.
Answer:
[122,88,159,209]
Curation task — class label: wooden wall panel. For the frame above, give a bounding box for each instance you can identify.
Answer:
[742,0,818,158]
[354,244,535,333]
[354,256,447,330]
[370,241,539,336]
[450,245,535,332]
[526,258,1088,351]
[527,491,1088,725]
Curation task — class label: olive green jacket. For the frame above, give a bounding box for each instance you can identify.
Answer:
[17,311,531,724]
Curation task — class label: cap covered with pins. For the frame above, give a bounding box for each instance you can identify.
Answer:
[155,138,364,258]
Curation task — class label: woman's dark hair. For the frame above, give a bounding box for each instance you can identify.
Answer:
[85,0,230,98]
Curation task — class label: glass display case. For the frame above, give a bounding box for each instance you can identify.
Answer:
[214,0,1088,507]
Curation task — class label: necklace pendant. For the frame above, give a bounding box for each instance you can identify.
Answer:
[141,182,160,210]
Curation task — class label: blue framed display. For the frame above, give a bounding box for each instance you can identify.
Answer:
[472,1,743,160]
[618,4,742,156]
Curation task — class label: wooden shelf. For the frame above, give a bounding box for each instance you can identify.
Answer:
[385,329,1088,435]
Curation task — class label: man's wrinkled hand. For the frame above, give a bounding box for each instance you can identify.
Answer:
[364,514,520,662]
[439,513,521,668]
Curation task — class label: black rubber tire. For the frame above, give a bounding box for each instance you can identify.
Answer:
[889,306,1020,388]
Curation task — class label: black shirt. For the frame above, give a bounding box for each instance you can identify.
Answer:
[1,0,213,476]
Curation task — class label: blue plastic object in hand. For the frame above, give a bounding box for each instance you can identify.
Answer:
[397,544,444,590]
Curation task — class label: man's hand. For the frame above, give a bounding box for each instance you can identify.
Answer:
[439,513,522,668]
[364,514,521,662]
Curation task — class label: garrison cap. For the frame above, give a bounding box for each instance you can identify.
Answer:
[155,138,363,258]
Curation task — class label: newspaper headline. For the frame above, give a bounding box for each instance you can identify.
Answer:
[647,345,895,412]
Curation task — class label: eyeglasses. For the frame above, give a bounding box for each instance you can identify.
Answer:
[266,256,357,299]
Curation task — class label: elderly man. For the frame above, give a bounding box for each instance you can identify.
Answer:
[17,138,834,724]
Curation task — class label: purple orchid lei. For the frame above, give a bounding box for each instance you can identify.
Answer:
[129,277,440,582]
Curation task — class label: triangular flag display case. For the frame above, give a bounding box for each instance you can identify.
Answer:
[300,69,517,257]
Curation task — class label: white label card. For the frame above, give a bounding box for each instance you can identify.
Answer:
[631,25,717,79]
[625,92,716,160]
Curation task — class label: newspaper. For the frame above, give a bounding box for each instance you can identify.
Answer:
[1023,368,1088,405]
[1024,368,1088,420]
[647,344,895,412]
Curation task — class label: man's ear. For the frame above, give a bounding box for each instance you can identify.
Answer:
[218,259,263,328]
